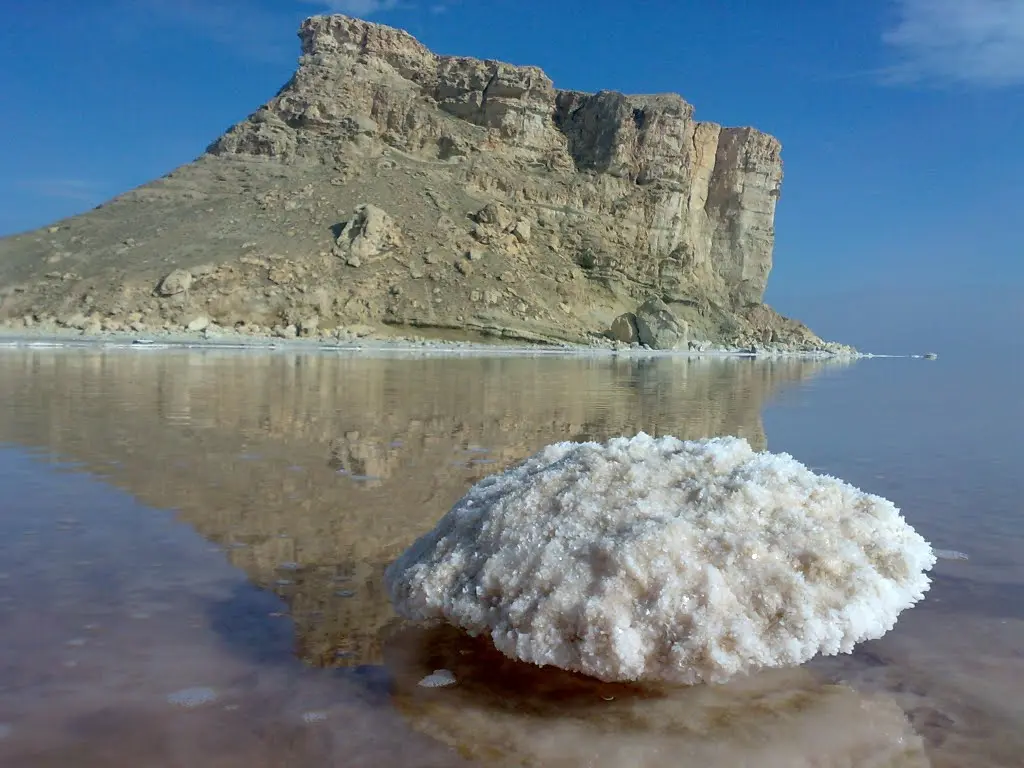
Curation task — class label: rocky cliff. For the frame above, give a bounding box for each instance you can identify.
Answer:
[0,15,844,350]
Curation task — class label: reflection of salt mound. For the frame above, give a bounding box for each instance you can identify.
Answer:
[385,624,931,768]
[386,434,936,684]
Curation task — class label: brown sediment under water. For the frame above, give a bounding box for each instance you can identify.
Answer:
[0,348,1020,766]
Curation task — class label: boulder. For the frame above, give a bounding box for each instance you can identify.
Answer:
[472,202,515,231]
[157,269,193,296]
[511,219,532,243]
[635,297,687,349]
[186,315,210,332]
[335,204,402,263]
[609,312,639,344]
[58,312,88,330]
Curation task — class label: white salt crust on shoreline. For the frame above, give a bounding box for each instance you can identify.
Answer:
[385,434,936,684]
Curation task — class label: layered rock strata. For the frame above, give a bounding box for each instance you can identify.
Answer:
[0,14,844,350]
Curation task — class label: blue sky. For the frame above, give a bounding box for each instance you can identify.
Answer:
[1,0,1021,352]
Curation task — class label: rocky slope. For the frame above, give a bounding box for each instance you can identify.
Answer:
[0,14,848,351]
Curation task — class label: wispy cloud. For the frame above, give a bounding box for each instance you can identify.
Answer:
[121,0,298,63]
[114,0,415,64]
[20,179,105,203]
[882,0,1024,87]
[121,0,406,62]
[298,0,400,16]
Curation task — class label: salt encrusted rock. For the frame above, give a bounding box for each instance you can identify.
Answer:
[385,433,935,684]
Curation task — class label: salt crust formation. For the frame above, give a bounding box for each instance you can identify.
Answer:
[386,433,936,684]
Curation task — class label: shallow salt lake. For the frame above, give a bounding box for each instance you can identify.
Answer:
[0,348,1020,767]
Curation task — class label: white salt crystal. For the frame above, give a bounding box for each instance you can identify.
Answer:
[386,434,936,684]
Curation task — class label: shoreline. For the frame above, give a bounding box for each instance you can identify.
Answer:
[0,327,901,359]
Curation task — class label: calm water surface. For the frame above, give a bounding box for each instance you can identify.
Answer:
[0,349,1020,767]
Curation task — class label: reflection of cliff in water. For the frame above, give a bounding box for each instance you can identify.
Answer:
[0,350,848,667]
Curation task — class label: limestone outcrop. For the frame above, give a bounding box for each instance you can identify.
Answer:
[211,14,781,312]
[0,14,845,351]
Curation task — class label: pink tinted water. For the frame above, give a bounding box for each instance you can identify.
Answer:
[0,348,1019,767]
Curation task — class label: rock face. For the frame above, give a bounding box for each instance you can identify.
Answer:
[0,14,842,350]
[212,15,780,309]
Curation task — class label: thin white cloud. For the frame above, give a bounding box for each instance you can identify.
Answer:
[116,0,428,64]
[298,0,400,16]
[122,0,296,63]
[883,0,1024,87]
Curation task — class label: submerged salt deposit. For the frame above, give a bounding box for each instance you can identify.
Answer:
[166,687,218,708]
[385,624,931,768]
[417,669,457,688]
[385,433,936,684]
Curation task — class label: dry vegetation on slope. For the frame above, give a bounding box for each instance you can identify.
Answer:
[0,15,850,352]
